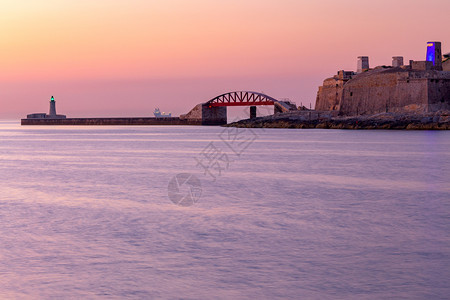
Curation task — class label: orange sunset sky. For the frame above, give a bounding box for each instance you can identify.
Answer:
[1,0,449,118]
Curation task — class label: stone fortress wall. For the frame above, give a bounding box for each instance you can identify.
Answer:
[315,42,450,116]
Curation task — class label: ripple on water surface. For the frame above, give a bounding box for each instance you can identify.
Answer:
[0,121,449,298]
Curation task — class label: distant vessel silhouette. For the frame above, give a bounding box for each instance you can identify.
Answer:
[154,108,172,118]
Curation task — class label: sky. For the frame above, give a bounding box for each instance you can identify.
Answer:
[1,0,449,118]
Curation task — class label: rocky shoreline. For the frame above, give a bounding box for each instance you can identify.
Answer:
[225,111,450,130]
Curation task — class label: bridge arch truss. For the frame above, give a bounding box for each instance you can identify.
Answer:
[206,91,279,107]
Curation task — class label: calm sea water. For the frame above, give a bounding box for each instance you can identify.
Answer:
[0,121,448,299]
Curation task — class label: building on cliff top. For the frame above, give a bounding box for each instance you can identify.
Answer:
[315,41,450,115]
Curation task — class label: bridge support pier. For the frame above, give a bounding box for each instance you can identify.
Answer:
[250,106,257,119]
[202,104,227,125]
[180,103,227,125]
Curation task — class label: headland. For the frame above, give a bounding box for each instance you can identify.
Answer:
[225,110,450,130]
[227,41,450,130]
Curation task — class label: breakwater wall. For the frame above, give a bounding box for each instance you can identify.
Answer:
[21,117,203,126]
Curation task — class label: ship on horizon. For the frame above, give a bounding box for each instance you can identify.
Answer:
[154,108,172,118]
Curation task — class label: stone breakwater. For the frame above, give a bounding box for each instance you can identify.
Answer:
[21,117,202,126]
[225,111,450,130]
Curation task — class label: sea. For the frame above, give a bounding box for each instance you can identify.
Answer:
[0,120,449,299]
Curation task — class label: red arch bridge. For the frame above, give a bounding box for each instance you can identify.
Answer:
[181,91,297,125]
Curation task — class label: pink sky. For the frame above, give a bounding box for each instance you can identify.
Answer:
[1,0,449,118]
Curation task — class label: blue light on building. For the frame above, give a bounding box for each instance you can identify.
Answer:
[426,42,436,65]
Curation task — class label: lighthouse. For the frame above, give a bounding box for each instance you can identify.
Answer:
[25,95,66,119]
[49,96,57,117]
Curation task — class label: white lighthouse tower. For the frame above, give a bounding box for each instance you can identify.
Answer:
[49,96,57,117]
[25,95,66,119]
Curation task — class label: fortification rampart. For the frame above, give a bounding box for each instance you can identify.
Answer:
[338,68,439,115]
[315,42,450,116]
